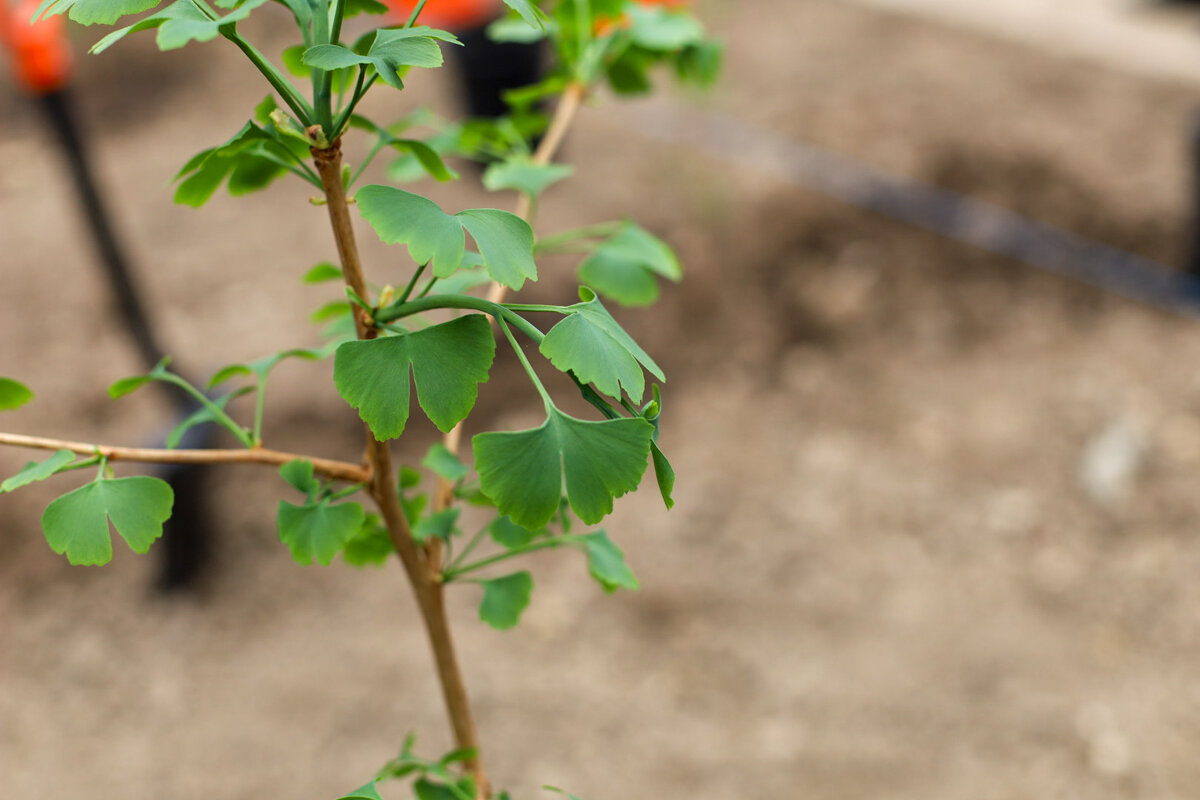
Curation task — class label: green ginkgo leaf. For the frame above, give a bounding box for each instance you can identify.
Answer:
[89,0,269,53]
[303,27,459,89]
[1,449,75,493]
[357,186,466,275]
[499,0,546,30]
[650,441,675,510]
[626,4,705,51]
[578,223,681,307]
[335,781,385,800]
[488,515,543,549]
[582,530,637,592]
[42,476,174,566]
[413,508,460,544]
[456,210,537,290]
[172,116,307,207]
[478,571,533,630]
[0,377,33,410]
[483,157,573,197]
[422,442,469,482]
[473,408,653,529]
[539,289,664,402]
[277,499,365,566]
[279,459,319,496]
[356,185,537,289]
[334,315,495,439]
[35,0,161,26]
[342,515,394,566]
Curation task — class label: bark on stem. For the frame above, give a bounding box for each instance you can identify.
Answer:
[0,432,366,482]
[310,140,488,796]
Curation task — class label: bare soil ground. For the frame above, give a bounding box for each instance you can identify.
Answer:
[4,1,1200,798]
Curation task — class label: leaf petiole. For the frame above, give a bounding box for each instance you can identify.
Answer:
[501,302,568,314]
[397,262,428,304]
[58,455,102,474]
[444,535,583,581]
[445,523,490,574]
[252,377,268,446]
[327,482,366,500]
[223,31,315,126]
[376,294,544,343]
[415,275,439,299]
[404,0,428,27]
[347,124,386,186]
[157,373,254,448]
[534,221,621,252]
[332,69,377,138]
[498,317,553,406]
[253,148,323,188]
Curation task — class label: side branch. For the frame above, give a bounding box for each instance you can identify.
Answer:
[0,432,367,483]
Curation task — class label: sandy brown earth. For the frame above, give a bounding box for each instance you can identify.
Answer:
[4,1,1200,798]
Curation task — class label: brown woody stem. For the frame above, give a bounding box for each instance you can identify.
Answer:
[0,432,366,482]
[311,140,488,796]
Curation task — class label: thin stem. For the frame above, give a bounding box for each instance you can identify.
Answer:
[378,295,545,343]
[58,455,102,474]
[398,262,428,304]
[501,302,567,313]
[445,536,580,581]
[251,139,324,186]
[348,129,385,187]
[223,31,314,124]
[255,149,323,189]
[446,523,490,574]
[252,378,268,446]
[535,221,621,252]
[415,275,439,299]
[311,142,488,796]
[158,374,253,448]
[498,317,552,406]
[0,432,368,482]
[327,483,366,501]
[312,0,333,135]
[404,0,429,26]
[329,0,346,45]
[332,71,378,137]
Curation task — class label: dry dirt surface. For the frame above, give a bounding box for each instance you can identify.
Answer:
[4,1,1200,798]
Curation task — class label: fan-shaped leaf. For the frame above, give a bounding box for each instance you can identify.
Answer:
[478,571,533,630]
[277,499,365,566]
[539,289,664,402]
[0,378,33,410]
[42,476,174,565]
[1,449,75,493]
[473,408,653,529]
[334,315,495,439]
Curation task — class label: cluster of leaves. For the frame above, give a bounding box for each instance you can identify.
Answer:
[336,735,585,800]
[0,0,719,796]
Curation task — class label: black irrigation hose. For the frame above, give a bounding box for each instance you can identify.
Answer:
[37,89,173,372]
[632,103,1200,318]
